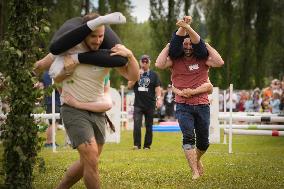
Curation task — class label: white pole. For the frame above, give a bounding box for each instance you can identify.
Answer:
[223,90,227,144]
[120,85,124,119]
[1,113,61,120]
[32,113,60,119]
[229,84,233,154]
[224,129,284,136]
[220,124,284,130]
[218,115,284,122]
[51,80,56,152]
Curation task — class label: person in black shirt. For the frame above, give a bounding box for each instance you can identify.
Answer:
[164,84,175,121]
[128,55,162,150]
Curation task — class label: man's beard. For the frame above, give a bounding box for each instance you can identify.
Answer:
[184,49,193,57]
[85,42,100,51]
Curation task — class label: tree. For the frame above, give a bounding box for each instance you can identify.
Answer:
[98,0,110,15]
[0,0,5,40]
[205,0,229,88]
[0,0,47,187]
[254,0,272,87]
[236,0,257,89]
[266,0,284,79]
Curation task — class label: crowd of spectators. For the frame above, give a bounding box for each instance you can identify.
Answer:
[219,78,284,114]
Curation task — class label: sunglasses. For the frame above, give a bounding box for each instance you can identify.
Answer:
[141,58,149,64]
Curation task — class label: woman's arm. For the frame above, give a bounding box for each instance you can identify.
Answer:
[205,43,224,67]
[127,80,136,90]
[76,49,127,67]
[33,53,55,75]
[53,56,75,83]
[183,81,213,97]
[172,85,184,97]
[62,91,112,113]
[112,44,140,82]
[155,43,173,69]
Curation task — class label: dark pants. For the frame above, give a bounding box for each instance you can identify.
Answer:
[133,106,154,148]
[175,103,210,151]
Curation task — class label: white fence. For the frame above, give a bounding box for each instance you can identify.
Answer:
[0,87,122,152]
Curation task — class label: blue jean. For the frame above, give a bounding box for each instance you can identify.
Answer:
[175,103,210,151]
[133,106,154,148]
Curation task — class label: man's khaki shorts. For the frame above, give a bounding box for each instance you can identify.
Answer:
[61,104,106,149]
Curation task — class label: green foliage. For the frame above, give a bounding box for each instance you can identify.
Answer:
[254,0,273,87]
[38,0,83,49]
[150,0,175,50]
[205,0,282,89]
[0,0,48,188]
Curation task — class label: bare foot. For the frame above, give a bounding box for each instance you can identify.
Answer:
[192,172,200,180]
[197,160,204,176]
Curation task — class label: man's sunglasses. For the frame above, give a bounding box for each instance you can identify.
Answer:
[141,59,149,64]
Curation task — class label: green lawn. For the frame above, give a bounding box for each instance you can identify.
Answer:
[1,128,284,189]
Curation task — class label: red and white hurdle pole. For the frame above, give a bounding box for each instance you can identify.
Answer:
[219,115,284,122]
[220,124,284,130]
[224,129,284,136]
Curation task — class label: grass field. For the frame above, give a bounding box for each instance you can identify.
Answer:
[1,128,284,189]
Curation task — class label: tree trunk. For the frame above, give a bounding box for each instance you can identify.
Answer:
[2,0,42,187]
[255,0,272,87]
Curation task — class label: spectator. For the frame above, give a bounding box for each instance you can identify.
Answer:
[272,79,282,96]
[128,54,162,150]
[281,76,284,92]
[226,89,238,112]
[244,92,254,112]
[280,93,284,114]
[270,91,281,114]
[163,84,175,121]
[236,90,247,112]
[219,93,224,112]
[261,96,271,112]
[262,79,274,99]
[252,88,262,112]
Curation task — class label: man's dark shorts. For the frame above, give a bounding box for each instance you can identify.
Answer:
[61,104,106,149]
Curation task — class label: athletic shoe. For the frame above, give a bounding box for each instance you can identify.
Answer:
[132,146,141,150]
